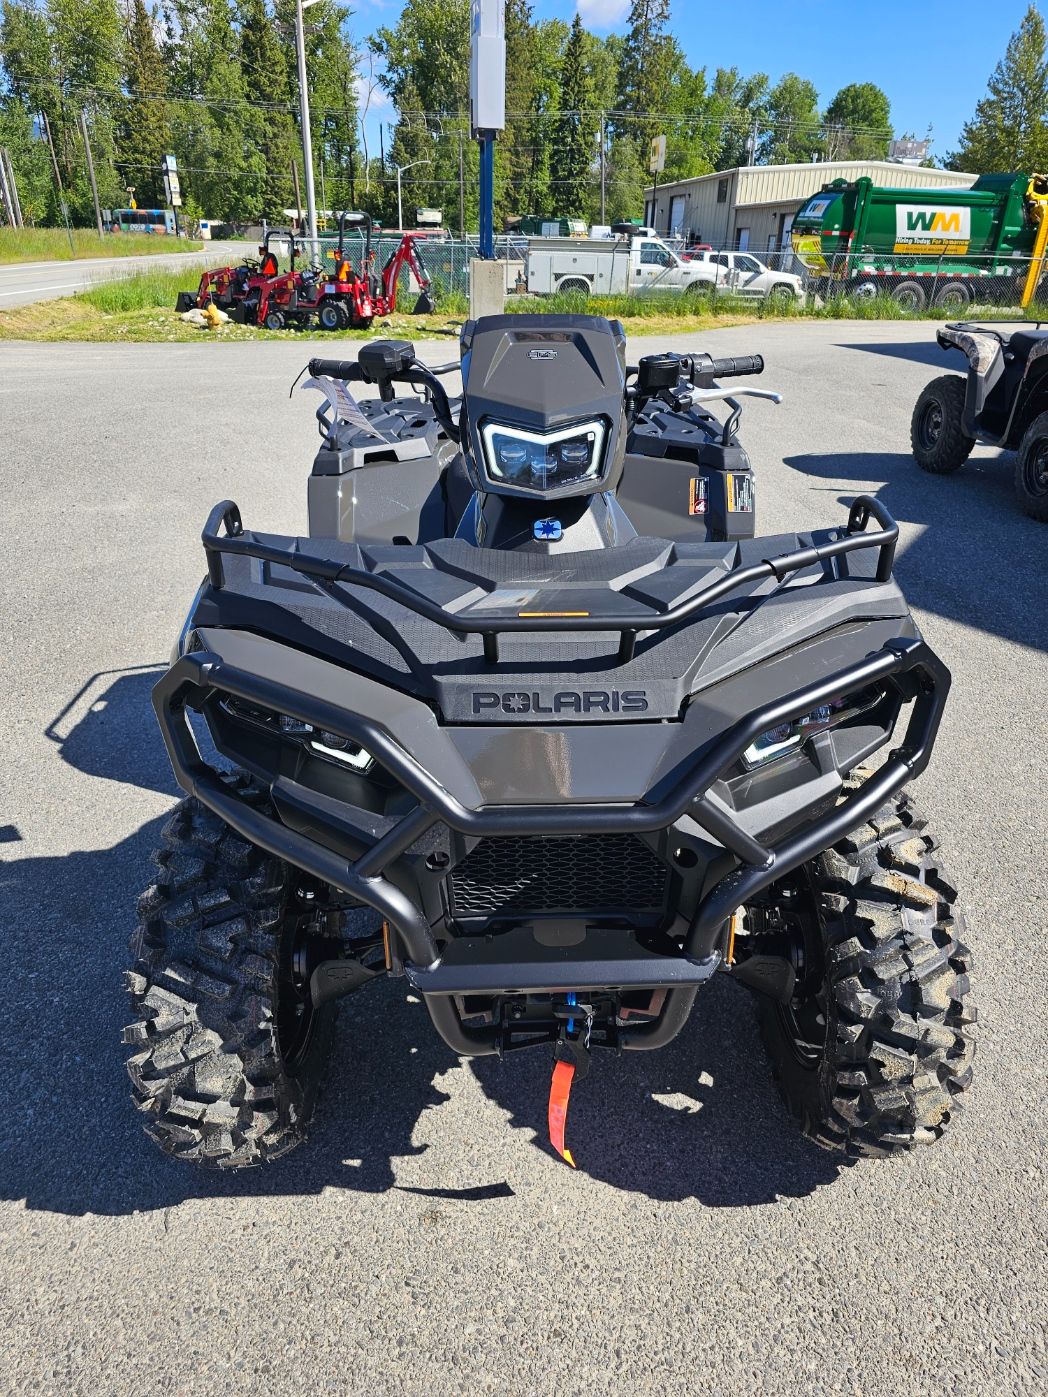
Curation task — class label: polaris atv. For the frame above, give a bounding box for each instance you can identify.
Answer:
[126,314,975,1170]
[912,321,1048,520]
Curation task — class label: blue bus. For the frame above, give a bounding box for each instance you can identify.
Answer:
[111,208,176,235]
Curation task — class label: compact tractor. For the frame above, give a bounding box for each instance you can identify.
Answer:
[175,227,294,319]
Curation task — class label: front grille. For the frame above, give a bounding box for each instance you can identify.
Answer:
[449,834,669,920]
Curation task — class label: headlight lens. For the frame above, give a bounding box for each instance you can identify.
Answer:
[224,699,374,772]
[480,418,607,493]
[741,690,881,770]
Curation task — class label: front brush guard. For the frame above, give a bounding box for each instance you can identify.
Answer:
[153,634,949,1054]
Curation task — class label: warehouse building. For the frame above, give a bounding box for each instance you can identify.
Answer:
[644,160,976,253]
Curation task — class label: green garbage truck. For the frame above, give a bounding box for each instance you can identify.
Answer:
[791,173,1048,309]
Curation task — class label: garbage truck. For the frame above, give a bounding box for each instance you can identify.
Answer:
[791,173,1048,309]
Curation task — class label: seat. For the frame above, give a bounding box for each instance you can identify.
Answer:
[1007,329,1048,363]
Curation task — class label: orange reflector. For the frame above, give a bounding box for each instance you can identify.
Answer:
[381,920,392,970]
[517,610,590,618]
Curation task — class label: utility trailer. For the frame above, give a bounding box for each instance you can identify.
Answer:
[792,173,1048,310]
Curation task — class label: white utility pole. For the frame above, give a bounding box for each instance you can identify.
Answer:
[294,0,320,256]
[394,158,430,232]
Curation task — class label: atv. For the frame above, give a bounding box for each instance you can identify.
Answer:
[911,320,1048,520]
[126,315,975,1170]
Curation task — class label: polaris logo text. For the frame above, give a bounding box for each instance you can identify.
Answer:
[528,348,558,360]
[471,689,649,715]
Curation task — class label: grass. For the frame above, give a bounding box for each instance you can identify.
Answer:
[0,226,202,264]
[0,264,1041,344]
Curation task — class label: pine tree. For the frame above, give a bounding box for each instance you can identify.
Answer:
[551,15,596,219]
[238,0,297,222]
[162,0,253,222]
[613,0,675,148]
[951,5,1048,171]
[121,0,169,207]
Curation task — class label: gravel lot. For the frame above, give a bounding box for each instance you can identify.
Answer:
[1,321,1045,1396]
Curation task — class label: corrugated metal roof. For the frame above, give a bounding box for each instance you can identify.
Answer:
[646,160,976,207]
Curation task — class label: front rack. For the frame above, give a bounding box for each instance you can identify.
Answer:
[199,495,899,664]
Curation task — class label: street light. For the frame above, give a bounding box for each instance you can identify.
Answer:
[294,0,321,258]
[394,159,430,232]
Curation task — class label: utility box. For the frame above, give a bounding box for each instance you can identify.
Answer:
[470,0,505,133]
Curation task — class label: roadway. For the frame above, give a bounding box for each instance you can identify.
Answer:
[0,240,245,309]
[0,322,1045,1395]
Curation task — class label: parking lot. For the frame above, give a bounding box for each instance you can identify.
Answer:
[1,321,1046,1395]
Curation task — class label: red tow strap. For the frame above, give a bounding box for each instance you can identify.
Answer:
[548,1059,577,1168]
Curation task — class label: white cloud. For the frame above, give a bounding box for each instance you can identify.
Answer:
[577,0,631,29]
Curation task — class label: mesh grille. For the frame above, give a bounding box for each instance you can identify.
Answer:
[449,835,668,920]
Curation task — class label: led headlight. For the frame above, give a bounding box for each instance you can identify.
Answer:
[223,699,374,772]
[479,418,607,494]
[741,690,882,770]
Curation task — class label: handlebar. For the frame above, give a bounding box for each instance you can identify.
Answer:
[307,358,365,382]
[692,353,764,380]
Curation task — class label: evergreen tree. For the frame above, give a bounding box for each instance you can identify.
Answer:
[121,0,169,207]
[161,0,253,222]
[822,82,891,161]
[238,0,296,222]
[951,5,1048,171]
[613,0,676,150]
[551,14,596,219]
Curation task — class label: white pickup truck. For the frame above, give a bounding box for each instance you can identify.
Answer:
[527,236,804,302]
[527,235,714,296]
[683,250,805,303]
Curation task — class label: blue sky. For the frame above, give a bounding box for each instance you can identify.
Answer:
[353,0,1031,167]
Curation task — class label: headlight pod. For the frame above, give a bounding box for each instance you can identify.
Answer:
[741,687,883,770]
[479,418,607,495]
[222,698,374,772]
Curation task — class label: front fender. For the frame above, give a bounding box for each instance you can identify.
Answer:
[936,326,1005,437]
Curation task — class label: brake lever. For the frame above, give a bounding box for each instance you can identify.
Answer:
[687,386,783,406]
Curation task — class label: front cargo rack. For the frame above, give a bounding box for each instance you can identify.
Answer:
[200,495,899,664]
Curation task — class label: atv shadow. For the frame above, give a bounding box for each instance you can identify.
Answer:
[835,339,958,369]
[469,984,842,1205]
[1,668,839,1216]
[782,450,1048,655]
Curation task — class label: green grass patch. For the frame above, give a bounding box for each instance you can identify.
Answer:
[5,259,1040,344]
[0,226,201,264]
[77,267,196,313]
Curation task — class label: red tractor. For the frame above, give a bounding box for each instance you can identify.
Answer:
[175,228,294,317]
[258,212,436,331]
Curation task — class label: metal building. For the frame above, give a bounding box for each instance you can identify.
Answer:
[645,160,976,252]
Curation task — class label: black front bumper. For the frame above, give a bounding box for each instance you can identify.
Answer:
[154,636,948,1054]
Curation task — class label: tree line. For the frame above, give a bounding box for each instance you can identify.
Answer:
[3,0,1039,235]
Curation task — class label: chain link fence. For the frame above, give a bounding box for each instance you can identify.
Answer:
[270,231,1048,313]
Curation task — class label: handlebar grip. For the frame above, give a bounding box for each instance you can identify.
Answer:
[307,358,365,382]
[706,354,764,378]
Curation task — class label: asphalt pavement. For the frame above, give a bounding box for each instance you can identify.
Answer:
[1,322,1045,1396]
[0,241,244,308]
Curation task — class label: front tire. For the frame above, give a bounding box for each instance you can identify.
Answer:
[911,374,974,474]
[758,787,975,1158]
[263,308,286,330]
[124,788,338,1168]
[1014,409,1048,521]
[318,300,345,331]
